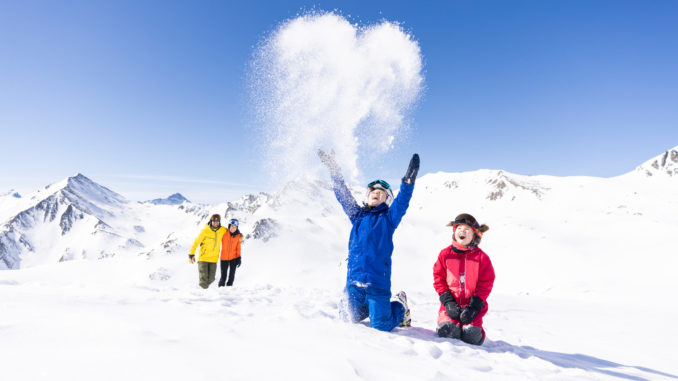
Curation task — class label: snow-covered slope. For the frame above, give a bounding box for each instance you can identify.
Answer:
[0,174,126,268]
[0,174,214,269]
[1,148,677,380]
[631,145,678,178]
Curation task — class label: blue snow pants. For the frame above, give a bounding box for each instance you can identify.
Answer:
[342,284,405,332]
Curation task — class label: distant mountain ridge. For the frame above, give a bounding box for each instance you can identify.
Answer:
[1,146,676,270]
[0,190,21,198]
[0,174,208,269]
[143,193,190,205]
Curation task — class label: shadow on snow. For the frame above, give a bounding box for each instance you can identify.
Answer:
[394,326,678,381]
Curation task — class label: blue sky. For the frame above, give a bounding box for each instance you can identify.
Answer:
[1,0,677,203]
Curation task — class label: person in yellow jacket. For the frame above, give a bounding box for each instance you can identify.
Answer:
[189,214,227,289]
[218,218,243,287]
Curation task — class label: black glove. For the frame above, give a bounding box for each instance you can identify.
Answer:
[439,291,461,320]
[235,256,241,268]
[402,153,420,185]
[459,296,484,325]
[188,254,195,264]
[317,149,341,177]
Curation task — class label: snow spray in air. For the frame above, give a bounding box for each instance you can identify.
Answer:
[250,12,423,183]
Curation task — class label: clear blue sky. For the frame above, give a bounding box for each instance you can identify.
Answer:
[1,0,677,203]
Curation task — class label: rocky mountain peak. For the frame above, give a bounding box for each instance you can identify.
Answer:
[65,174,125,199]
[1,189,21,198]
[634,146,678,177]
[486,170,549,201]
[144,193,190,205]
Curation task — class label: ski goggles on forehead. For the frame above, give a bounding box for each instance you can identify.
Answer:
[367,179,391,189]
[229,219,239,226]
[453,215,479,229]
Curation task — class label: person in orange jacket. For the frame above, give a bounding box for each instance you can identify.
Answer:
[218,218,243,287]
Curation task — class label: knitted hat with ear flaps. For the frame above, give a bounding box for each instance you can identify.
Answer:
[447,213,489,247]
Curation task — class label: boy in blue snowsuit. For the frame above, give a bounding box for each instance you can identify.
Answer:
[318,150,420,331]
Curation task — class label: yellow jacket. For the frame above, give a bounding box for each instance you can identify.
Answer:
[189,223,227,263]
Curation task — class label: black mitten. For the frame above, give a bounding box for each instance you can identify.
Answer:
[402,153,420,185]
[439,291,461,320]
[459,296,484,325]
[235,256,241,268]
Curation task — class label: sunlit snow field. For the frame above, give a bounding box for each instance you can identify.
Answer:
[2,165,678,380]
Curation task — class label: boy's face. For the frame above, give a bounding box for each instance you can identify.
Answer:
[211,220,221,228]
[454,224,475,246]
[367,188,387,207]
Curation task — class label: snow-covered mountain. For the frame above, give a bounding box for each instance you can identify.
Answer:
[0,174,125,269]
[219,177,363,243]
[3,146,678,274]
[142,193,190,205]
[1,148,677,380]
[632,146,678,177]
[0,174,211,269]
[0,189,21,198]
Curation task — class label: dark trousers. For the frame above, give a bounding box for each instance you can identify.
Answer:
[198,261,217,289]
[219,259,239,286]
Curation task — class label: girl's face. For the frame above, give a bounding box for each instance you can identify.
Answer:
[454,224,475,246]
[229,224,237,233]
[368,188,387,207]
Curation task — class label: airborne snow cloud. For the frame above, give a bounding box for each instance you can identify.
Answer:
[250,12,424,184]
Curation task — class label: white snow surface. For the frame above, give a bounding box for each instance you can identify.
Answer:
[2,148,678,380]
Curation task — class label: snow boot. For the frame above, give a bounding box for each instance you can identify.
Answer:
[437,322,461,339]
[394,291,411,327]
[460,325,484,345]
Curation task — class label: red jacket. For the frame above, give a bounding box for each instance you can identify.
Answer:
[433,245,495,327]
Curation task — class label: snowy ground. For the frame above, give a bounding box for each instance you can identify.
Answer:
[2,251,676,381]
[2,160,678,380]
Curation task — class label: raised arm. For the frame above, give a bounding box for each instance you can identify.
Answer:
[318,149,360,221]
[387,153,419,227]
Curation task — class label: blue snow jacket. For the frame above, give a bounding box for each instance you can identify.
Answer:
[330,174,414,291]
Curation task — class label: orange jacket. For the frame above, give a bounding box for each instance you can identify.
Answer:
[220,231,242,260]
